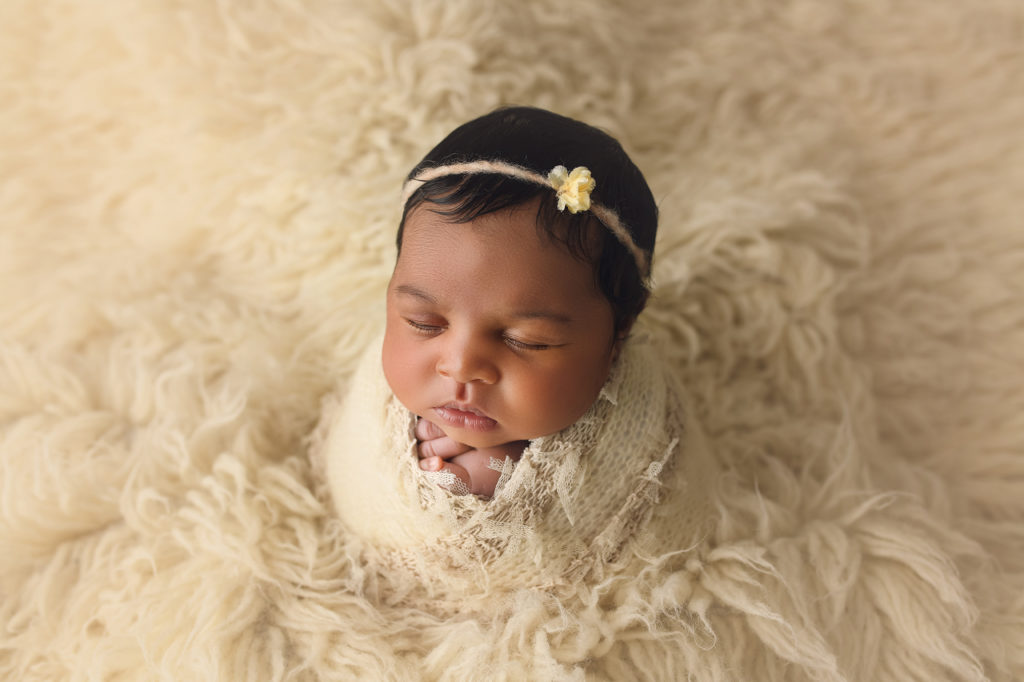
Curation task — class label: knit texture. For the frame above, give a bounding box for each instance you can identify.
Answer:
[2,0,1024,680]
[312,336,714,606]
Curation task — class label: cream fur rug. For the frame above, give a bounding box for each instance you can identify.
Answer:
[2,1,1023,680]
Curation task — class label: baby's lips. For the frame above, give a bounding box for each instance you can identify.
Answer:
[432,405,498,432]
[437,401,491,419]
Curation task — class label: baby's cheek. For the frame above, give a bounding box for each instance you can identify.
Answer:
[380,334,401,391]
[382,338,425,408]
[525,372,604,434]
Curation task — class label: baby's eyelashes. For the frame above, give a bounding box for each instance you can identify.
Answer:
[503,335,555,351]
[404,318,444,334]
[404,318,560,352]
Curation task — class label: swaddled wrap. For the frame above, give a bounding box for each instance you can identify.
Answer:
[312,335,718,605]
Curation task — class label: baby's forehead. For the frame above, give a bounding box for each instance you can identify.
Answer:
[394,206,605,305]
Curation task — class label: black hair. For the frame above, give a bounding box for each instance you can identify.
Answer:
[397,106,657,336]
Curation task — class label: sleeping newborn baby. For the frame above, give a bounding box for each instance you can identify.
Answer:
[313,107,712,590]
[382,106,657,498]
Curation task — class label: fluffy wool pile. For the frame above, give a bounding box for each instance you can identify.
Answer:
[2,0,1023,680]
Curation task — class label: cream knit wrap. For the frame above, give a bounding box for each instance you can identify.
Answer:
[312,336,718,604]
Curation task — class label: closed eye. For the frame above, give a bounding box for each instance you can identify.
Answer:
[503,335,555,351]
[404,318,557,350]
[404,318,444,335]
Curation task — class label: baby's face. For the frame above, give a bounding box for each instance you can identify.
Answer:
[382,198,618,449]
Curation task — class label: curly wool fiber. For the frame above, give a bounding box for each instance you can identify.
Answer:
[2,0,1024,680]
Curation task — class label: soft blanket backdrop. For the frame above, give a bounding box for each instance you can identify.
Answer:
[2,1,1023,680]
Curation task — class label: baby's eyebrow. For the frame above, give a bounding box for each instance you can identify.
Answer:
[510,310,573,325]
[394,284,437,304]
[395,283,572,324]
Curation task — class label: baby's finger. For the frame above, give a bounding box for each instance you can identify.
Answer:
[418,435,472,461]
[418,457,472,496]
[415,418,445,441]
[419,456,443,472]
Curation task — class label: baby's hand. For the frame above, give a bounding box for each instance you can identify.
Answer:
[415,419,525,498]
[415,418,473,463]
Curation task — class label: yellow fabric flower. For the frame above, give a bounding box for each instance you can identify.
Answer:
[548,165,596,214]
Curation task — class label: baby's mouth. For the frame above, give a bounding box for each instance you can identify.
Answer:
[433,403,498,432]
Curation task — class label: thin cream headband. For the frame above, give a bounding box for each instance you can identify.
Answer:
[401,160,651,279]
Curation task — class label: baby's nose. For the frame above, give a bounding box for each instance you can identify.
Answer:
[436,336,498,385]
